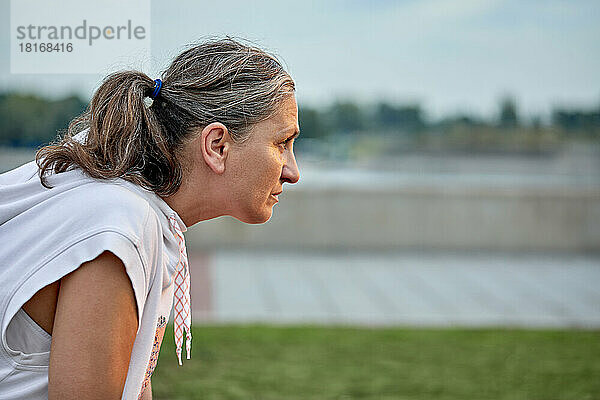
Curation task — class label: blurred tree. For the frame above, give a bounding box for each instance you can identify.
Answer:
[552,107,600,134]
[374,102,425,133]
[0,92,87,147]
[298,105,330,139]
[498,96,519,128]
[328,100,364,134]
[436,114,481,129]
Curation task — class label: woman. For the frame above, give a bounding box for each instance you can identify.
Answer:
[0,37,300,399]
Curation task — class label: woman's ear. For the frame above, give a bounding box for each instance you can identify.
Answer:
[198,122,231,174]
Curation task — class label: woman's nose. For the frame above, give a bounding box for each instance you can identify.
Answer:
[281,151,300,184]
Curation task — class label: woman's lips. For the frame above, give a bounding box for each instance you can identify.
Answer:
[270,191,281,202]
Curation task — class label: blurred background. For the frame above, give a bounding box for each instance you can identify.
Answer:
[1,0,599,398]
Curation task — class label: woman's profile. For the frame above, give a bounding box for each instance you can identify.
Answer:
[0,37,300,399]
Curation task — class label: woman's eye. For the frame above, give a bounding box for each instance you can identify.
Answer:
[279,139,291,149]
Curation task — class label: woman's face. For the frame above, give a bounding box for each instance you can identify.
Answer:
[226,95,300,224]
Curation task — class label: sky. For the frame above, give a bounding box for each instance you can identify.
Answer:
[1,0,599,122]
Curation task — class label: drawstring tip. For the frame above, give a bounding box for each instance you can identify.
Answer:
[186,337,192,360]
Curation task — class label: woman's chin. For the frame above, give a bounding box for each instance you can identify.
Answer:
[233,207,273,225]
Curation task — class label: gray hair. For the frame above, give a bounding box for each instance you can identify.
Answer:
[36,37,296,196]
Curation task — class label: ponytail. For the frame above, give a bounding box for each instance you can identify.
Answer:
[36,71,187,196]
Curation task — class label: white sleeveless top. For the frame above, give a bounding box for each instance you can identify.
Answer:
[6,308,52,356]
[0,308,52,399]
[0,148,191,399]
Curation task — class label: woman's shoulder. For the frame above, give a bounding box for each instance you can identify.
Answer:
[1,166,172,263]
[62,176,161,237]
[15,167,162,241]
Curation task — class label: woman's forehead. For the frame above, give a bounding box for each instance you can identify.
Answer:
[256,97,298,137]
[274,96,299,128]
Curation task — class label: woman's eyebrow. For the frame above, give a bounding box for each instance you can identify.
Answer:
[277,125,300,138]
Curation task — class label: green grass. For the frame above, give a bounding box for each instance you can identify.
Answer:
[151,324,600,400]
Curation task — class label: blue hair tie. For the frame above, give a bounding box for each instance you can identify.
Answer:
[150,78,162,99]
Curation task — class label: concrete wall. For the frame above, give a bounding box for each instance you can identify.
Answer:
[3,147,598,252]
[185,184,600,252]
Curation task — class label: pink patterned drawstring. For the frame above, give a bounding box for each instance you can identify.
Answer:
[168,214,192,365]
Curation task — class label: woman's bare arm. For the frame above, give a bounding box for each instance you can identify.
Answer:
[48,250,139,400]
